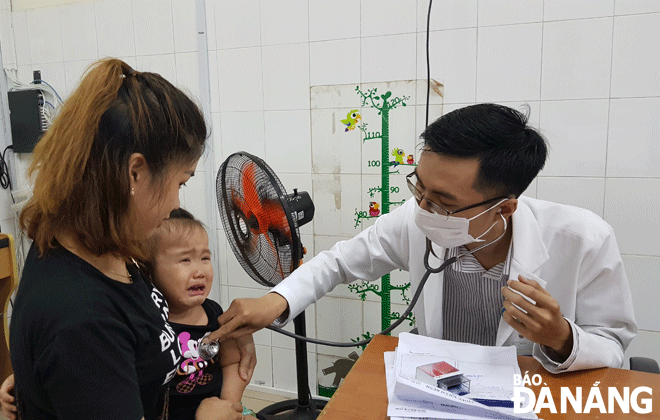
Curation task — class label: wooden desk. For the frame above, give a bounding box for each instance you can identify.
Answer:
[319,335,660,419]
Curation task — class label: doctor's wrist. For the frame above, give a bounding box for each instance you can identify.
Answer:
[547,319,574,361]
[265,292,289,324]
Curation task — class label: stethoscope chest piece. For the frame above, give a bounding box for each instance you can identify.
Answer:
[198,332,220,361]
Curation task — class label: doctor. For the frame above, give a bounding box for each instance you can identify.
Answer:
[207,103,636,373]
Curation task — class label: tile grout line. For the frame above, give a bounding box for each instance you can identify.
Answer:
[603,11,616,219]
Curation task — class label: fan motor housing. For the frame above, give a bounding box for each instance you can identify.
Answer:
[287,189,314,228]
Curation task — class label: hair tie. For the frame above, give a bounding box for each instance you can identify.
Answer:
[123,66,137,78]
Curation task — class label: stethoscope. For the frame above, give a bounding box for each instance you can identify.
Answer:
[198,0,501,358]
[198,214,509,358]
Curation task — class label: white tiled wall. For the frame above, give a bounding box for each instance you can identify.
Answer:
[477,23,543,103]
[1,0,660,394]
[542,18,613,101]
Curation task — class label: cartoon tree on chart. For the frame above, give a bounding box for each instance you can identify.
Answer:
[349,85,416,341]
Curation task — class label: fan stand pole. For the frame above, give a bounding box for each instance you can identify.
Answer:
[256,311,327,420]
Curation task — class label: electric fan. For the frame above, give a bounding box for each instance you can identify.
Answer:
[217,152,323,420]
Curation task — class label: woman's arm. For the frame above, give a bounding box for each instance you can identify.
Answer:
[37,320,147,419]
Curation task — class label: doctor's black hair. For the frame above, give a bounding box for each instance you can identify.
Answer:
[420,103,547,198]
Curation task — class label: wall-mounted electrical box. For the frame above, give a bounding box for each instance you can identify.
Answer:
[8,89,45,153]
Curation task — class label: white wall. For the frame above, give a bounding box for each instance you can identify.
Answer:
[1,0,659,394]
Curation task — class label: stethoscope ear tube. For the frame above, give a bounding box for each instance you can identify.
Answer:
[261,239,460,348]
[424,238,458,273]
[197,239,458,356]
[200,220,509,354]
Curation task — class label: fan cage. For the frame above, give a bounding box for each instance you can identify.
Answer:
[217,152,302,287]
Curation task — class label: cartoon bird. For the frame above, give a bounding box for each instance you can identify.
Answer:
[369,202,380,217]
[341,109,361,132]
[391,148,405,166]
[407,154,414,165]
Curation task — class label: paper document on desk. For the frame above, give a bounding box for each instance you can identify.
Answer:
[385,333,537,420]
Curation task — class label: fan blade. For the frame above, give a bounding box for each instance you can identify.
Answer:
[242,163,292,244]
[244,229,259,255]
[264,234,285,279]
[263,200,292,244]
[242,163,262,216]
[229,189,255,251]
[242,163,272,237]
[231,189,251,219]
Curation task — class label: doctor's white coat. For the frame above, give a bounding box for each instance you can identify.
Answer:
[271,196,637,373]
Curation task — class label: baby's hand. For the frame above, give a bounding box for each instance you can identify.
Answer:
[195,397,242,420]
[0,374,17,420]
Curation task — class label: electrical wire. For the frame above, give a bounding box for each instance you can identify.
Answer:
[1,145,13,191]
[31,79,64,105]
[263,0,436,348]
[426,0,433,128]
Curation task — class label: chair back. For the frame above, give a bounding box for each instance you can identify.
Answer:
[0,233,18,380]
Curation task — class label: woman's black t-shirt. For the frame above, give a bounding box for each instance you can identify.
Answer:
[10,244,181,420]
[165,299,224,420]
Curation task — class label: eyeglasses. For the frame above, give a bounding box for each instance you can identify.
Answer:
[406,171,508,217]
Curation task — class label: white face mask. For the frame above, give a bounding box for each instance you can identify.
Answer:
[413,198,507,248]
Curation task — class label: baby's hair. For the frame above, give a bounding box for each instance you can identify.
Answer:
[141,208,207,280]
[167,208,206,229]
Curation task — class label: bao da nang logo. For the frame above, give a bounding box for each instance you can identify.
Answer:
[512,373,653,414]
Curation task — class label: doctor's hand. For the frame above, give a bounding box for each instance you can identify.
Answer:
[0,374,17,420]
[205,292,289,343]
[502,276,573,360]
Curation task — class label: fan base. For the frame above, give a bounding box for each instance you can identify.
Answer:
[256,398,327,420]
